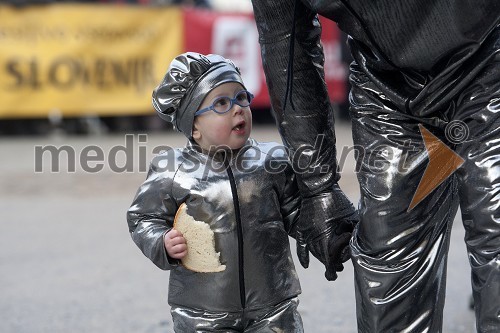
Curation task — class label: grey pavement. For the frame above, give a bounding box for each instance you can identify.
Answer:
[0,121,475,332]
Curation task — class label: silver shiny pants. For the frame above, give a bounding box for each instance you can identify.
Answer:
[170,298,304,332]
[251,0,499,329]
[349,48,500,332]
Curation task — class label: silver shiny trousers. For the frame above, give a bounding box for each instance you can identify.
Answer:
[251,0,500,329]
[348,33,500,333]
[170,298,304,332]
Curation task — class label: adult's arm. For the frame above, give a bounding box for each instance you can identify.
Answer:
[252,0,358,280]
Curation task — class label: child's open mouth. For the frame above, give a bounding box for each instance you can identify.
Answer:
[232,121,246,132]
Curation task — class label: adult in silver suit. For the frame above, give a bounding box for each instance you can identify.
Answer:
[251,0,500,332]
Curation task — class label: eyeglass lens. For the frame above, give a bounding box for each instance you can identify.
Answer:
[213,91,251,114]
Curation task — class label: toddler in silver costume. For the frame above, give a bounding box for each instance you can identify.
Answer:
[127,52,307,332]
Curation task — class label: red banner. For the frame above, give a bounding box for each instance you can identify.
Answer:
[183,8,347,109]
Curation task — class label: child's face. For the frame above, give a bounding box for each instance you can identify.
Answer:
[192,82,252,151]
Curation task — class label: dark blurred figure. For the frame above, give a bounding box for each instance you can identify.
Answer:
[171,0,209,8]
[0,119,50,136]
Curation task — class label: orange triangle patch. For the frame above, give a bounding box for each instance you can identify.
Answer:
[408,124,465,211]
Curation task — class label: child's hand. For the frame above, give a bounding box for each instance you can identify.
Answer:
[164,229,187,259]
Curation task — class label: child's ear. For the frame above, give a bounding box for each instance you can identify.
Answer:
[192,122,201,141]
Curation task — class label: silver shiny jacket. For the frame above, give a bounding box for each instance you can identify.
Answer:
[127,139,302,312]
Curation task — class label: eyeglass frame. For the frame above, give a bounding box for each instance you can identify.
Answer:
[194,90,254,116]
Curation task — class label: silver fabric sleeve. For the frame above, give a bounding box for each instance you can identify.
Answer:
[253,0,339,195]
[252,0,358,281]
[127,163,179,270]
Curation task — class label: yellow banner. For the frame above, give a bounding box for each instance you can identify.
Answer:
[0,4,183,118]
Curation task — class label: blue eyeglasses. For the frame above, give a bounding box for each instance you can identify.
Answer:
[195,90,254,116]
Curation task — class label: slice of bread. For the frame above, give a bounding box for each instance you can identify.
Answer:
[173,203,226,273]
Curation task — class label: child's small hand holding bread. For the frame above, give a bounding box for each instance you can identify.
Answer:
[164,203,226,272]
[164,229,187,260]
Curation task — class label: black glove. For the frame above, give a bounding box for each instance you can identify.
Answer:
[296,183,359,281]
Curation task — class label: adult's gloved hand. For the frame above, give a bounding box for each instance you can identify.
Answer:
[296,183,359,281]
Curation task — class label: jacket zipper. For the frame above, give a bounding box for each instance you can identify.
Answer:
[225,161,246,309]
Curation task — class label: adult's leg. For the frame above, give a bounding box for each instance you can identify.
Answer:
[349,63,461,332]
[453,53,500,333]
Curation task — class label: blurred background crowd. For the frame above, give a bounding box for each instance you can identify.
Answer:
[0,0,351,136]
[0,0,250,11]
